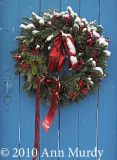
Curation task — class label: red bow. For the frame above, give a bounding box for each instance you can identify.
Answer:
[33,33,78,160]
[48,33,78,72]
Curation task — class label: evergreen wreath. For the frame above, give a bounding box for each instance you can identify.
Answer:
[11,6,111,107]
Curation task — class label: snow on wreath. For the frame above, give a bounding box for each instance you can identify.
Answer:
[11,6,111,107]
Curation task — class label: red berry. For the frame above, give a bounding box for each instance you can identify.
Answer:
[55,20,58,23]
[92,72,95,76]
[82,21,85,24]
[73,93,77,97]
[95,58,97,62]
[78,65,81,69]
[80,80,83,84]
[27,65,30,68]
[80,25,84,32]
[87,31,91,35]
[99,75,103,78]
[94,50,97,55]
[107,37,109,39]
[50,88,53,92]
[79,69,81,72]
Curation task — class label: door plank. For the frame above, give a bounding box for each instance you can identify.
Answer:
[60,1,79,160]
[0,0,20,159]
[19,0,39,159]
[79,1,99,160]
[98,0,117,160]
[40,0,60,160]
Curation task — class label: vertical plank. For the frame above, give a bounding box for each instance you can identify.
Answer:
[98,0,117,160]
[40,1,59,160]
[0,0,20,159]
[19,0,39,159]
[60,1,79,160]
[79,1,99,159]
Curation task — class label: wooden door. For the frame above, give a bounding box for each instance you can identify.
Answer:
[0,0,117,160]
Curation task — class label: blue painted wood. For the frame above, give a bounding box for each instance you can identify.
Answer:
[0,1,117,160]
[98,0,117,160]
[60,1,79,160]
[40,1,60,160]
[19,0,39,159]
[0,0,20,159]
[78,1,99,160]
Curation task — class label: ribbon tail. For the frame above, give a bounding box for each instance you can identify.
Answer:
[32,82,40,160]
[48,33,64,72]
[64,36,78,70]
[41,81,60,132]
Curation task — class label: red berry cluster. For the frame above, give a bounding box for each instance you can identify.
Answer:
[21,61,30,71]
[80,25,84,32]
[81,88,88,95]
[54,14,61,23]
[62,15,72,26]
[86,31,98,49]
[93,50,98,62]
[106,37,111,43]
[70,93,77,101]
[22,44,26,52]
[78,80,84,88]
[13,54,21,61]
[70,93,77,97]
[78,60,84,72]
[35,23,51,30]
[43,79,57,86]
[35,24,40,28]
[80,20,86,32]
[31,50,38,54]
[54,15,61,19]
[34,77,40,83]
[78,80,88,95]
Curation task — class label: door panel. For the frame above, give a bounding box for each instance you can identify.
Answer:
[40,0,60,160]
[19,0,39,160]
[0,0,20,159]
[79,1,99,160]
[60,1,79,160]
[98,0,117,159]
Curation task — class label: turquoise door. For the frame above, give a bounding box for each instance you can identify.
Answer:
[0,0,117,160]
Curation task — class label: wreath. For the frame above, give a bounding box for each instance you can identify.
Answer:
[11,7,111,159]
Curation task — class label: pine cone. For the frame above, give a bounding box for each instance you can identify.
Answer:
[60,83,69,93]
[28,39,42,50]
[79,43,86,53]
[34,39,42,46]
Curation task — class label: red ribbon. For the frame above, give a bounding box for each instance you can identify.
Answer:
[32,33,78,160]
